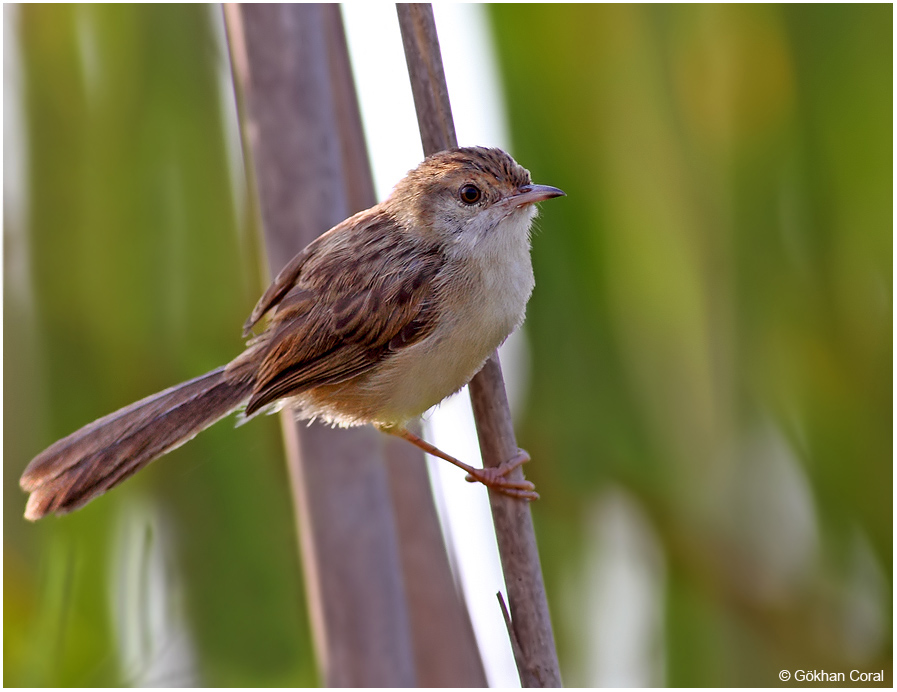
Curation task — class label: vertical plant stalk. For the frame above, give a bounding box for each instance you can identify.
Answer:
[319,5,487,686]
[225,4,486,686]
[383,432,488,685]
[396,3,563,687]
[224,5,415,686]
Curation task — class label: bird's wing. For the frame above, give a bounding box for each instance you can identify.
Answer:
[243,207,377,338]
[240,214,444,415]
[242,246,313,338]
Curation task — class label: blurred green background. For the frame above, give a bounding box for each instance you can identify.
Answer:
[490,3,891,686]
[4,3,891,687]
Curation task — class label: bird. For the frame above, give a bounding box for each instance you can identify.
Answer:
[19,146,565,521]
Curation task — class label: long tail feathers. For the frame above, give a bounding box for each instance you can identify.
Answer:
[20,367,253,521]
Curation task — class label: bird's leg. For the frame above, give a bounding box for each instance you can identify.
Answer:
[381,426,539,501]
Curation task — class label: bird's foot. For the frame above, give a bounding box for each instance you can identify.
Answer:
[465,449,539,501]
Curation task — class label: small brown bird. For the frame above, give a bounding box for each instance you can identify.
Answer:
[20,146,564,520]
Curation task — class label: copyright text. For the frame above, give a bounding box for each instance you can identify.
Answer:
[779,669,885,683]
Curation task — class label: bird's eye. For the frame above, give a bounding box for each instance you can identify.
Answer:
[458,184,482,205]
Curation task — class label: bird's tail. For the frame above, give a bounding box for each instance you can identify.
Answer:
[20,367,253,521]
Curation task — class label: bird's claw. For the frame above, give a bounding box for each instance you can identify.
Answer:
[465,449,539,501]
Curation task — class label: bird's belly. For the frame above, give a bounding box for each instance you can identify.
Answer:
[366,257,534,423]
[375,324,503,421]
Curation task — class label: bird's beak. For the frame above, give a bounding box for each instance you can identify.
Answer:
[504,183,566,209]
